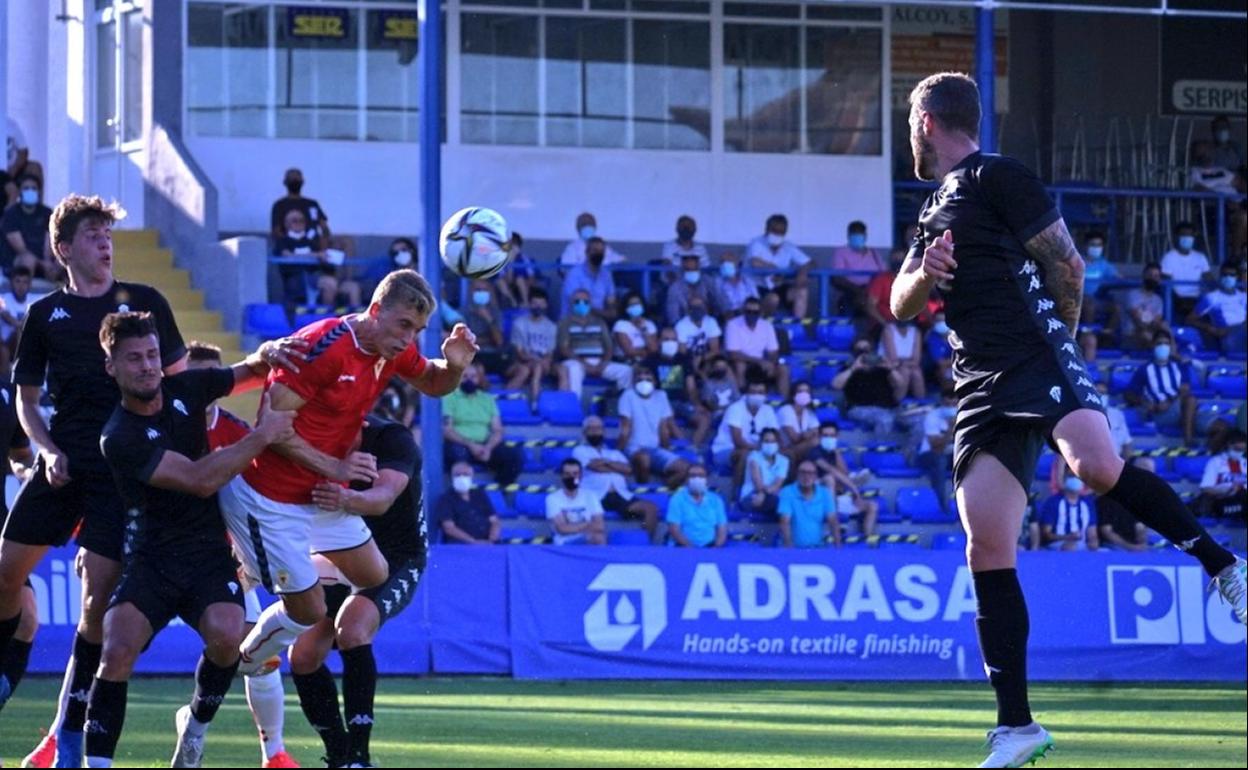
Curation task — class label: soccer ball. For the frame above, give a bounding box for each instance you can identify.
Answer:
[438,206,511,280]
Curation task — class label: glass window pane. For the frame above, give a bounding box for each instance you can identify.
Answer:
[96,21,117,148]
[276,6,359,140]
[804,27,882,155]
[806,5,881,21]
[461,14,540,146]
[187,3,270,138]
[366,9,420,142]
[632,19,709,150]
[723,24,800,153]
[123,10,144,142]
[545,17,626,149]
[724,3,799,19]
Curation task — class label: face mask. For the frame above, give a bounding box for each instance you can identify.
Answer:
[848,233,867,250]
[579,225,596,241]
[562,475,579,491]
[684,271,701,285]
[661,340,679,357]
[587,434,604,447]
[530,305,547,317]
[1215,129,1230,144]
[635,380,655,397]
[285,180,303,194]
[720,262,738,278]
[288,229,306,240]
[744,311,760,325]
[627,304,644,319]
[19,189,38,207]
[761,441,779,457]
[1064,477,1084,494]
[746,394,765,409]
[687,477,708,495]
[1143,279,1161,293]
[472,290,491,306]
[460,380,479,395]
[392,250,413,267]
[1221,276,1238,291]
[573,300,591,317]
[820,437,838,452]
[1086,245,1104,260]
[1154,344,1171,361]
[452,475,473,493]
[1178,235,1195,251]
[690,307,706,322]
[794,392,811,407]
[588,252,605,266]
[766,233,784,247]
[713,367,729,379]
[933,321,949,336]
[677,226,695,241]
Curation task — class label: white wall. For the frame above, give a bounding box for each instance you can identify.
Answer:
[187,136,894,249]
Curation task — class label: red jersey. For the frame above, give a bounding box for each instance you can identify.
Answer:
[244,316,427,503]
[207,406,251,451]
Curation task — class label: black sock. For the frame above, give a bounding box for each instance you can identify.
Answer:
[84,678,128,760]
[190,652,239,724]
[2,639,33,691]
[341,645,377,762]
[63,633,104,732]
[0,610,21,669]
[973,569,1032,728]
[1105,463,1236,576]
[293,666,349,762]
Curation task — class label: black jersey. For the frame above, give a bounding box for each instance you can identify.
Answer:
[353,417,426,566]
[100,368,236,558]
[0,383,30,515]
[13,282,186,473]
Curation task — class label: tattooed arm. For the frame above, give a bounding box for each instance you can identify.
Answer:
[1024,218,1085,335]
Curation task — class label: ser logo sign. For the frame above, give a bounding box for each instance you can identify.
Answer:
[1107,566,1244,645]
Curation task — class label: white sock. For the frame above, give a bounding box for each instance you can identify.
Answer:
[86,756,113,768]
[49,653,75,733]
[246,669,287,759]
[184,713,210,738]
[240,603,313,672]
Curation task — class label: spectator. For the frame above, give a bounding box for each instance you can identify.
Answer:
[1187,262,1247,354]
[493,232,540,308]
[878,318,925,400]
[1037,475,1100,551]
[865,239,910,332]
[1,174,55,279]
[506,287,559,404]
[1161,222,1211,318]
[373,237,417,289]
[1196,429,1247,520]
[1081,230,1121,325]
[830,221,886,319]
[373,378,417,428]
[1099,381,1133,458]
[462,279,508,374]
[436,463,501,545]
[666,464,728,548]
[916,387,957,513]
[573,416,660,541]
[695,354,739,447]
[1209,115,1243,172]
[1188,141,1240,196]
[651,327,692,406]
[777,380,820,461]
[807,423,877,537]
[562,237,618,320]
[559,212,626,268]
[556,288,633,396]
[613,293,659,365]
[5,116,30,205]
[924,311,954,388]
[745,214,811,318]
[1097,457,1151,552]
[1121,262,1170,350]
[740,427,789,518]
[1125,329,1197,445]
[778,459,837,547]
[724,296,789,397]
[711,377,779,489]
[270,167,330,248]
[441,363,524,485]
[674,295,722,375]
[833,339,903,436]
[662,215,710,269]
[274,207,360,307]
[546,458,606,545]
[666,253,715,326]
[710,251,760,317]
[0,266,44,370]
[618,365,691,487]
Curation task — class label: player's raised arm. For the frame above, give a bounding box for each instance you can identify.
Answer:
[406,323,479,397]
[891,230,954,321]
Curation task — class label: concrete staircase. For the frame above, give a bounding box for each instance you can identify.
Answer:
[112,230,260,421]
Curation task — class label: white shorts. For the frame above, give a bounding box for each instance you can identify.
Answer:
[220,475,372,595]
[244,587,263,625]
[836,493,859,517]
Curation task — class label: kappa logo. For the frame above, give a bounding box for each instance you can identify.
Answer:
[1049,386,1063,404]
[173,399,188,416]
[50,307,71,321]
[584,564,667,652]
[146,427,161,440]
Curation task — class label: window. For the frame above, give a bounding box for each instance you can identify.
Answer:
[723,24,801,153]
[275,7,361,139]
[633,19,710,150]
[187,3,271,138]
[545,17,628,148]
[461,13,540,145]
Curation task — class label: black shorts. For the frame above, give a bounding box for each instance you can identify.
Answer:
[602,491,642,518]
[1,457,126,561]
[952,347,1105,493]
[110,547,244,635]
[324,556,423,627]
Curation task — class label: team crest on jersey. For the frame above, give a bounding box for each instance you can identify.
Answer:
[374,358,386,379]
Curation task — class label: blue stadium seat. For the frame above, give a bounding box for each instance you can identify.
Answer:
[521,445,544,473]
[787,359,809,385]
[861,451,923,479]
[514,491,547,519]
[1196,400,1240,432]
[724,537,763,548]
[1208,369,1247,400]
[637,491,671,514]
[814,405,840,425]
[1035,452,1057,481]
[818,320,856,351]
[608,529,652,546]
[542,445,576,469]
[1123,408,1157,437]
[293,311,335,329]
[243,303,292,340]
[1173,325,1205,354]
[1173,455,1210,483]
[499,527,536,543]
[538,391,584,426]
[930,532,967,551]
[1154,457,1182,482]
[878,538,922,551]
[811,364,838,389]
[486,488,517,518]
[897,486,950,523]
[778,320,818,351]
[1109,363,1137,394]
[498,398,541,426]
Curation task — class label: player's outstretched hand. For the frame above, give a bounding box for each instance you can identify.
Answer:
[311,480,351,512]
[443,323,480,372]
[255,392,296,444]
[333,451,379,484]
[922,229,958,283]
[261,336,313,374]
